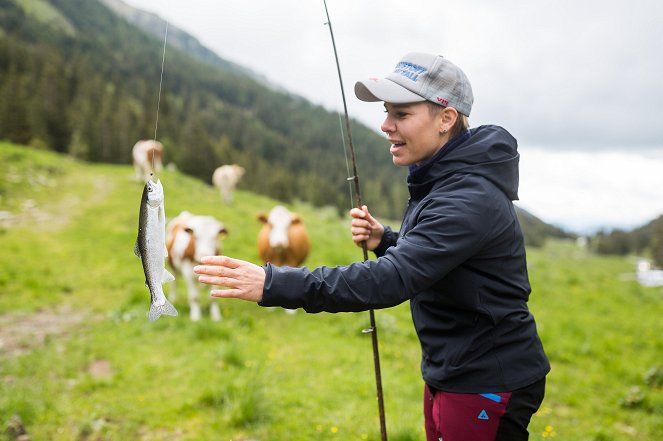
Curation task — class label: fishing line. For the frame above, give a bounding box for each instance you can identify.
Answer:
[151,18,169,177]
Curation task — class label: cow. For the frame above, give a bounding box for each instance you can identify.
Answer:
[257,206,310,315]
[166,211,228,321]
[257,205,310,267]
[132,139,164,183]
[212,164,245,204]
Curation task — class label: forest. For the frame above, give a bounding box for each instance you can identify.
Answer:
[0,0,410,220]
[4,0,663,262]
[591,215,663,265]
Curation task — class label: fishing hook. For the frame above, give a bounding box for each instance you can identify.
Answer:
[322,1,388,440]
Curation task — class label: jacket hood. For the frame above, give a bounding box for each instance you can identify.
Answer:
[408,125,520,200]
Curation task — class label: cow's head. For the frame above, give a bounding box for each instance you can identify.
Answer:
[257,205,302,250]
[184,216,228,262]
[232,164,245,178]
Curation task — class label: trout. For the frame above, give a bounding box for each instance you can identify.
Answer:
[134,178,178,321]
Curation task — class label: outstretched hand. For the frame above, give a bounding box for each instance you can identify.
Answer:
[350,205,385,251]
[194,255,265,303]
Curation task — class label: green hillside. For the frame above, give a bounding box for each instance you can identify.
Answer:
[1,142,662,440]
[0,0,575,246]
[0,0,408,220]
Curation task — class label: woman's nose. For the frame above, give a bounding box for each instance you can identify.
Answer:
[381,116,394,134]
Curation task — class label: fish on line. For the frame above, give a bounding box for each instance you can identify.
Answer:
[134,178,178,322]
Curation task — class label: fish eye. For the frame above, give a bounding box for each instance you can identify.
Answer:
[148,186,153,192]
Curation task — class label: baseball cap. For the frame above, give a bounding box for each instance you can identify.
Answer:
[354,52,474,116]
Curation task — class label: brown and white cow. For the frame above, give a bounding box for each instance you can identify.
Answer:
[132,139,163,183]
[166,211,228,321]
[257,205,310,267]
[212,164,245,204]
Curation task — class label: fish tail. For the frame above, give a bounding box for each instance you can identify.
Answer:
[148,298,178,322]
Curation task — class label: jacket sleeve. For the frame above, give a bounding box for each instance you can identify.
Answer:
[259,175,499,313]
[259,258,410,313]
[373,226,399,257]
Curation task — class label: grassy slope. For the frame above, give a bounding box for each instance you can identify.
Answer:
[0,142,661,440]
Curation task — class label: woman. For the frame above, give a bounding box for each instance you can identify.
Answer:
[194,52,549,441]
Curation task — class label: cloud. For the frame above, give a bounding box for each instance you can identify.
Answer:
[517,148,663,232]
[124,0,663,150]
[121,0,663,230]
[461,1,663,150]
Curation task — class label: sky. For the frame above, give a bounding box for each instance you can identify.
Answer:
[122,0,663,234]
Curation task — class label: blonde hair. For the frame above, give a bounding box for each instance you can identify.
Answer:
[426,102,469,138]
[449,113,470,138]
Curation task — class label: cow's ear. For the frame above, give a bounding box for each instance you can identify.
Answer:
[291,215,302,224]
[184,227,194,235]
[218,228,229,239]
[257,213,268,223]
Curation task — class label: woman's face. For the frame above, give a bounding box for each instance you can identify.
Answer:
[381,102,448,167]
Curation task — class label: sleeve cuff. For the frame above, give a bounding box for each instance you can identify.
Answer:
[373,226,397,257]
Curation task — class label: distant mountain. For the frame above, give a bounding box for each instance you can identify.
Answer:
[591,214,663,266]
[98,0,270,83]
[1,0,403,215]
[0,0,570,247]
[515,206,575,247]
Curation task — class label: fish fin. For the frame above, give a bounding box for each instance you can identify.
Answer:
[162,269,175,283]
[148,298,178,322]
[134,241,141,258]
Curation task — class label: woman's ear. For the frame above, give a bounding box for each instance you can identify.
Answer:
[440,107,458,133]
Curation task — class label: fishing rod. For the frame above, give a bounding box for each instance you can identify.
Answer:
[322,1,387,440]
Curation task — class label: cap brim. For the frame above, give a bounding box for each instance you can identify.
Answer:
[354,78,426,103]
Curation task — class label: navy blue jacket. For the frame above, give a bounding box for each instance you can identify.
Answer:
[260,125,550,393]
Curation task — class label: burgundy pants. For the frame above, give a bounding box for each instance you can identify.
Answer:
[424,377,545,441]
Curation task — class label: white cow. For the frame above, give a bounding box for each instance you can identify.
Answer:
[212,164,245,204]
[166,211,228,321]
[132,140,163,182]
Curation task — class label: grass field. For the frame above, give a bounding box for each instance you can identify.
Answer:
[1,141,661,440]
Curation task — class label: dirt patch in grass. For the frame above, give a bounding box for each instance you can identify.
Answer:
[88,359,114,379]
[0,175,114,232]
[0,306,89,358]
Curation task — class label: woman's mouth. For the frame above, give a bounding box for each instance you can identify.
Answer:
[389,140,405,155]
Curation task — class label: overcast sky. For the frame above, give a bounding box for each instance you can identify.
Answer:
[121,0,663,233]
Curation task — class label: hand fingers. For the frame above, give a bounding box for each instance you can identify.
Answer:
[350,205,372,220]
[351,222,370,232]
[210,288,241,298]
[351,216,370,227]
[194,264,228,278]
[353,236,369,245]
[198,274,240,287]
[199,255,242,268]
[192,257,264,304]
[350,207,366,219]
[194,255,248,278]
